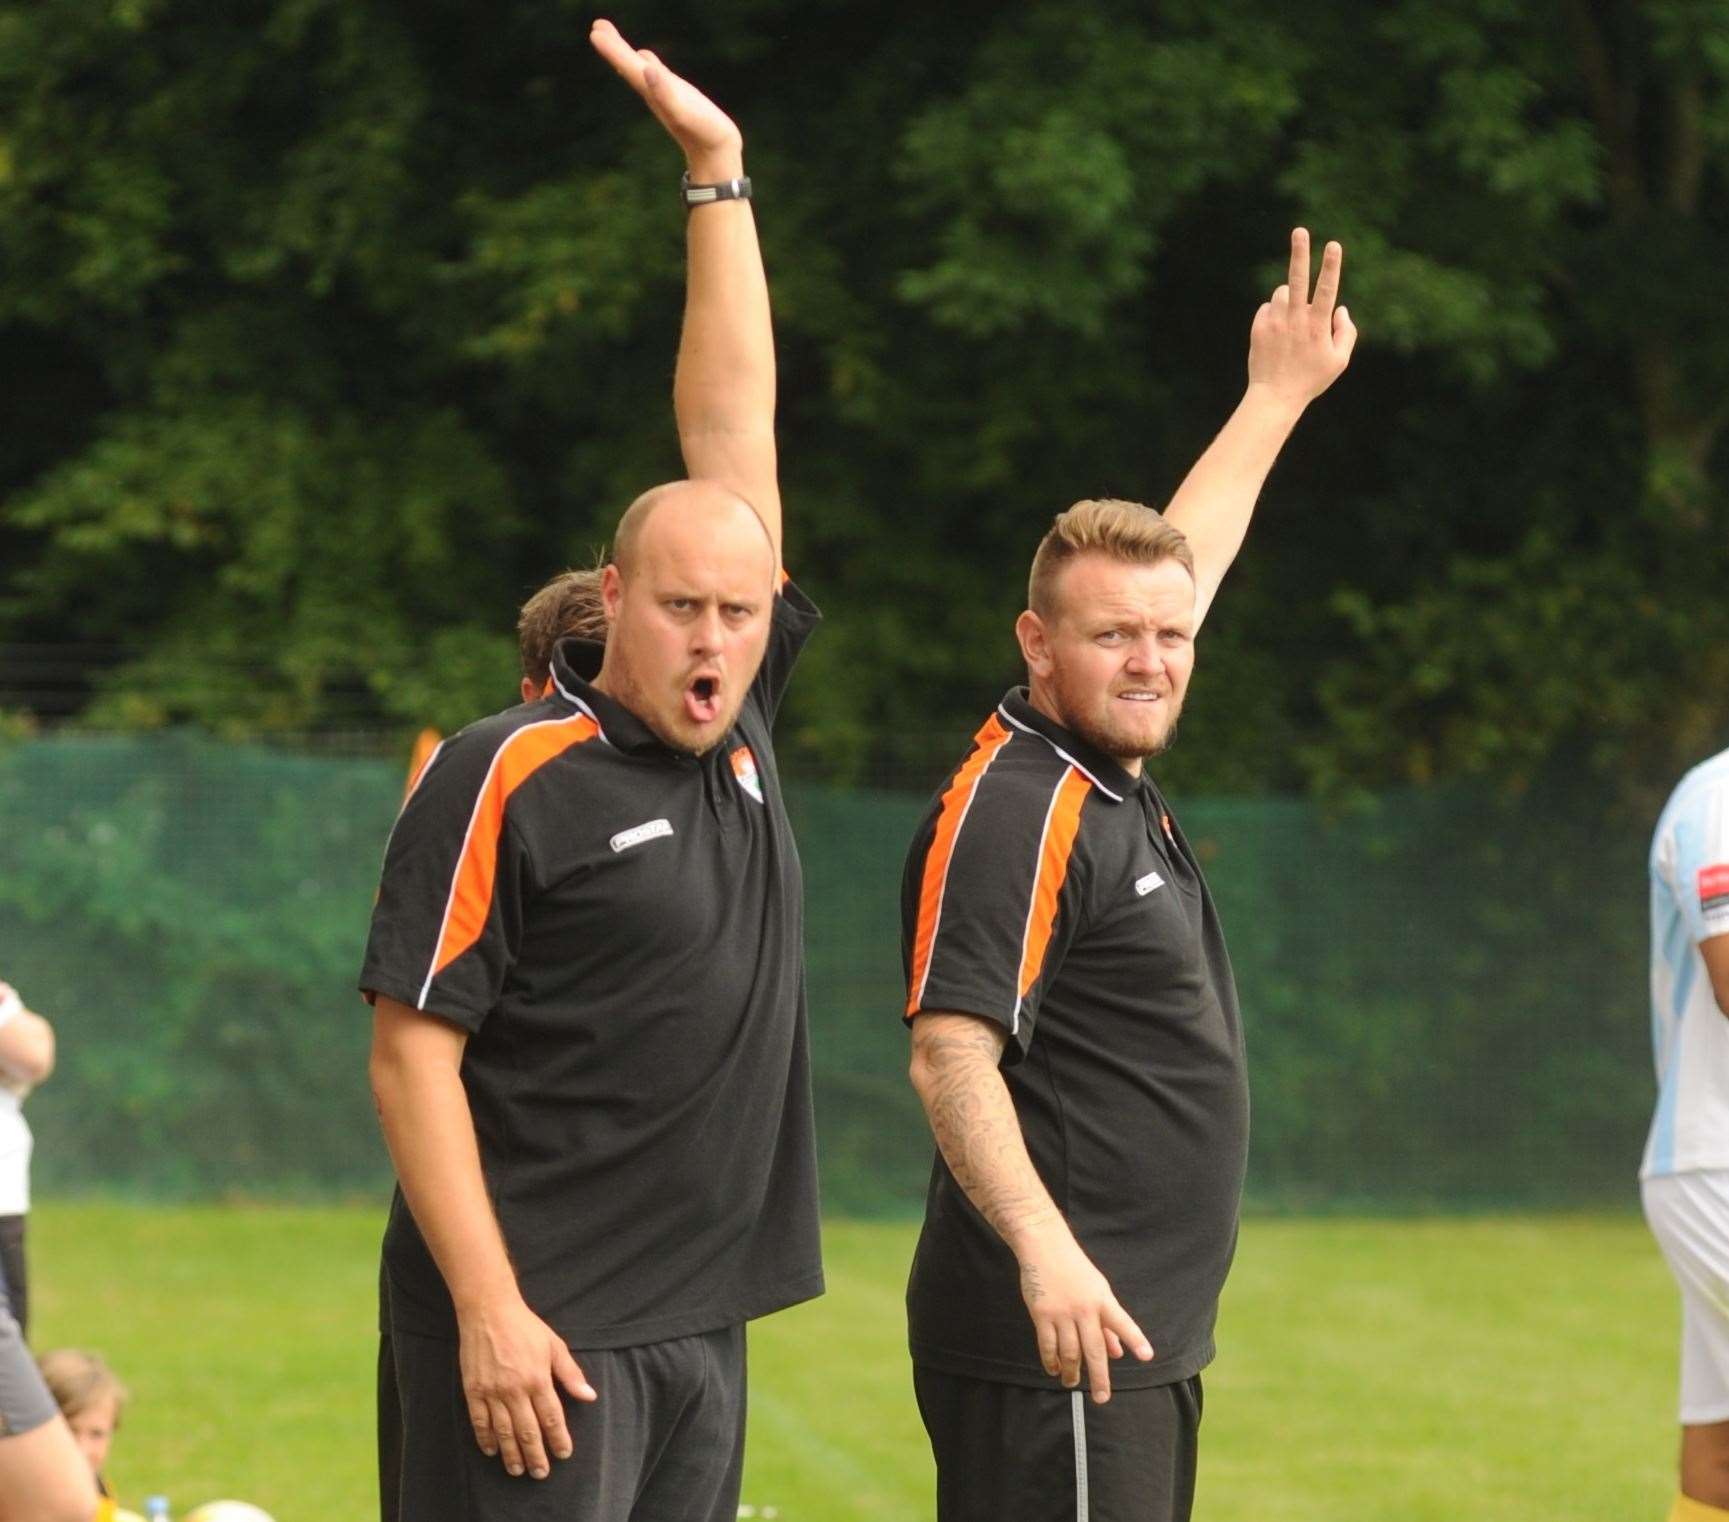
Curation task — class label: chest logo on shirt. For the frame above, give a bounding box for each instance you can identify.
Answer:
[730,745,765,804]
[610,818,674,854]
[1135,870,1166,897]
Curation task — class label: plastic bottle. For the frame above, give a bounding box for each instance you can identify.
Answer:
[144,1498,171,1522]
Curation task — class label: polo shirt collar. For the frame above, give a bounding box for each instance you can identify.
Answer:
[998,688,1138,804]
[548,636,685,758]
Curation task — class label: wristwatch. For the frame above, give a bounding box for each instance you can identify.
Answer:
[681,170,752,208]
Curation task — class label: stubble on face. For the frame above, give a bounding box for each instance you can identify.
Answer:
[1052,663,1186,764]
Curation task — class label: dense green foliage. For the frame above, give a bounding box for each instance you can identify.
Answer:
[1,732,1654,1208]
[35,1206,1676,1519]
[0,0,1725,796]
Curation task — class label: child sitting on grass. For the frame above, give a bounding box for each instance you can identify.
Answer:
[37,1348,140,1522]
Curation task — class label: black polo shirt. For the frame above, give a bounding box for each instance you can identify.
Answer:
[360,584,824,1350]
[901,688,1249,1389]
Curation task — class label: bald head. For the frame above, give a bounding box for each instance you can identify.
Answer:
[592,478,779,755]
[613,480,776,584]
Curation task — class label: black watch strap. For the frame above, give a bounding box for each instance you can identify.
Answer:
[681,170,752,208]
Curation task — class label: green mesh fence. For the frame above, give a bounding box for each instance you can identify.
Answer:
[0,733,1653,1211]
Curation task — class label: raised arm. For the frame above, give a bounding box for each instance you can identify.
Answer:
[1161,228,1357,630]
[908,1012,1153,1403]
[590,20,782,565]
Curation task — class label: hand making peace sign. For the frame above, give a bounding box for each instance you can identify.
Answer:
[1247,227,1358,407]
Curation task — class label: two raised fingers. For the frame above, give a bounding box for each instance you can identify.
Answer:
[1274,228,1344,322]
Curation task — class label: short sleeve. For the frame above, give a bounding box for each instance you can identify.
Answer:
[747,576,820,725]
[1673,777,1729,942]
[901,755,1091,1060]
[359,725,537,1031]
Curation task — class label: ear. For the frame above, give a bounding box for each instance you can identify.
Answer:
[520,677,538,704]
[1015,608,1054,680]
[601,563,624,621]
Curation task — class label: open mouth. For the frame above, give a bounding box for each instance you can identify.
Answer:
[685,675,721,726]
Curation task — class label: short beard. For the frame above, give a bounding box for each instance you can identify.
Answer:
[1062,702,1182,769]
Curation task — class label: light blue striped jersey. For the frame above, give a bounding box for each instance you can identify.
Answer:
[1643,747,1729,1178]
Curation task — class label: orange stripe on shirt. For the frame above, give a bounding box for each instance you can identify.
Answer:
[1016,768,1090,998]
[906,714,1014,1015]
[427,714,600,987]
[403,727,443,802]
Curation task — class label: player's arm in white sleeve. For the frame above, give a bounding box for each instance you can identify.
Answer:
[0,984,54,1090]
[1160,229,1357,632]
[1703,935,1729,1016]
[590,19,782,566]
[369,999,595,1482]
[908,1012,1154,1405]
[1690,781,1729,1017]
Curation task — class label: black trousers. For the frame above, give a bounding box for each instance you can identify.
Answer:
[914,1364,1203,1522]
[380,1324,747,1522]
[0,1214,26,1338]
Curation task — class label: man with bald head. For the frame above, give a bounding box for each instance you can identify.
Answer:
[360,22,820,1522]
[592,479,780,749]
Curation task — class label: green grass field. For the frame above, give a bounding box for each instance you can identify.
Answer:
[30,1205,1677,1521]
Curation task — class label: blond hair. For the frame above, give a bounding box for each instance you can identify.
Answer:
[37,1348,128,1421]
[1027,499,1194,619]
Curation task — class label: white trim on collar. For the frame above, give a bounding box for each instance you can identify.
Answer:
[996,704,1126,804]
[549,673,613,747]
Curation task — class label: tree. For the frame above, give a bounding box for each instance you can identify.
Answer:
[1,0,1724,799]
[881,0,1729,799]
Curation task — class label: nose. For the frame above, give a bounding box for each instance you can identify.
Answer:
[1123,634,1159,674]
[690,606,724,656]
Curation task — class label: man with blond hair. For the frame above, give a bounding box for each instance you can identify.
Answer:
[361,21,820,1521]
[902,232,1356,1520]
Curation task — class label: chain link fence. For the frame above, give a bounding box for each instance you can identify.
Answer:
[0,732,1653,1211]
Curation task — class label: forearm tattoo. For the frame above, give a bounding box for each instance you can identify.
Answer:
[913,1022,1059,1252]
[1019,1259,1047,1306]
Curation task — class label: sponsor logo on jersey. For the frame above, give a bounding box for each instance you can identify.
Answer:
[610,818,674,853]
[1135,870,1165,897]
[1701,863,1729,916]
[731,745,765,804]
